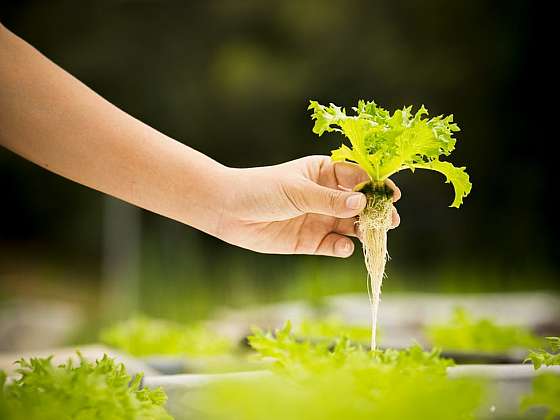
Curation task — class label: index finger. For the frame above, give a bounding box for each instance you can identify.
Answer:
[333,161,369,190]
[384,178,401,203]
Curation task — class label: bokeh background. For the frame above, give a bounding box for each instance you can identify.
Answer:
[1,1,557,348]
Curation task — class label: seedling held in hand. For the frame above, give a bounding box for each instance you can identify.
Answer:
[309,100,472,349]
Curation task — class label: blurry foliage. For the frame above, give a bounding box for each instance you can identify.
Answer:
[521,337,560,418]
[521,375,560,420]
[297,318,371,344]
[99,316,234,357]
[0,353,171,420]
[525,337,560,370]
[426,307,543,353]
[249,321,454,375]
[196,322,485,420]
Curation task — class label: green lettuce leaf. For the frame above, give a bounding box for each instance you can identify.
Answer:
[525,337,560,370]
[426,308,543,353]
[308,100,471,207]
[0,353,172,420]
[199,322,484,420]
[100,316,234,357]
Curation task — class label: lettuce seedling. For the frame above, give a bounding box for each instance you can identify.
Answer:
[0,352,171,420]
[521,337,560,418]
[100,316,234,357]
[249,321,454,377]
[426,308,542,353]
[297,318,372,344]
[309,100,472,349]
[198,322,484,420]
[525,337,560,370]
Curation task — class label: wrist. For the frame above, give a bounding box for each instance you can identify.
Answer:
[186,160,237,238]
[150,142,231,237]
[205,165,266,240]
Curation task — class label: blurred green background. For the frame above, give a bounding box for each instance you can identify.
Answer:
[0,1,556,344]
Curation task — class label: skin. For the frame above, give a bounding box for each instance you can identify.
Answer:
[0,24,400,258]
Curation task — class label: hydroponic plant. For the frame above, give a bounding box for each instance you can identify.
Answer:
[0,353,172,420]
[297,318,371,344]
[196,322,485,420]
[100,316,234,357]
[309,100,471,349]
[521,337,560,418]
[426,308,542,353]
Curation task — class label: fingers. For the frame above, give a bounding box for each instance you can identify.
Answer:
[333,206,399,240]
[333,161,401,204]
[294,182,367,218]
[391,206,400,229]
[385,179,400,228]
[384,178,401,203]
[314,232,355,258]
[334,217,359,237]
[333,162,369,190]
[309,209,399,258]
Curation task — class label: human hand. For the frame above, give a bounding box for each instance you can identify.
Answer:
[215,156,400,257]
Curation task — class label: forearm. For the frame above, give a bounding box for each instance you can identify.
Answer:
[0,24,228,235]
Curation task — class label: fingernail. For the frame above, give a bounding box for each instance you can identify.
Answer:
[346,194,366,210]
[336,238,354,257]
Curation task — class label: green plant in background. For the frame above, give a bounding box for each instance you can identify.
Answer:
[197,322,484,420]
[100,316,234,357]
[250,321,453,375]
[309,100,471,350]
[525,337,560,369]
[521,337,560,419]
[0,353,171,420]
[297,318,371,344]
[426,308,542,353]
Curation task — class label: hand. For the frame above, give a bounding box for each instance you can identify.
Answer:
[216,156,400,257]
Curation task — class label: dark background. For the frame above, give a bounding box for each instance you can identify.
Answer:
[0,1,557,326]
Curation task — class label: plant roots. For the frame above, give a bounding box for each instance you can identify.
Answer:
[355,181,393,350]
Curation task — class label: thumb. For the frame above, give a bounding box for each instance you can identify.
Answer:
[295,182,367,218]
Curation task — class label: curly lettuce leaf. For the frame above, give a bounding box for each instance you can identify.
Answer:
[200,321,485,420]
[521,337,560,418]
[524,337,560,370]
[410,161,471,207]
[308,100,471,207]
[0,353,172,420]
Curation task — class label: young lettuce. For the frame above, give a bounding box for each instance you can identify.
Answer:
[198,322,484,420]
[100,316,234,357]
[297,318,372,344]
[0,352,172,420]
[426,308,542,353]
[521,337,560,418]
[309,100,472,349]
[524,337,560,370]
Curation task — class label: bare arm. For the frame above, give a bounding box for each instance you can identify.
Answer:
[0,24,399,257]
[0,23,229,237]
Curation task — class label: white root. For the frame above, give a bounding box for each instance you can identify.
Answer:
[358,193,393,350]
